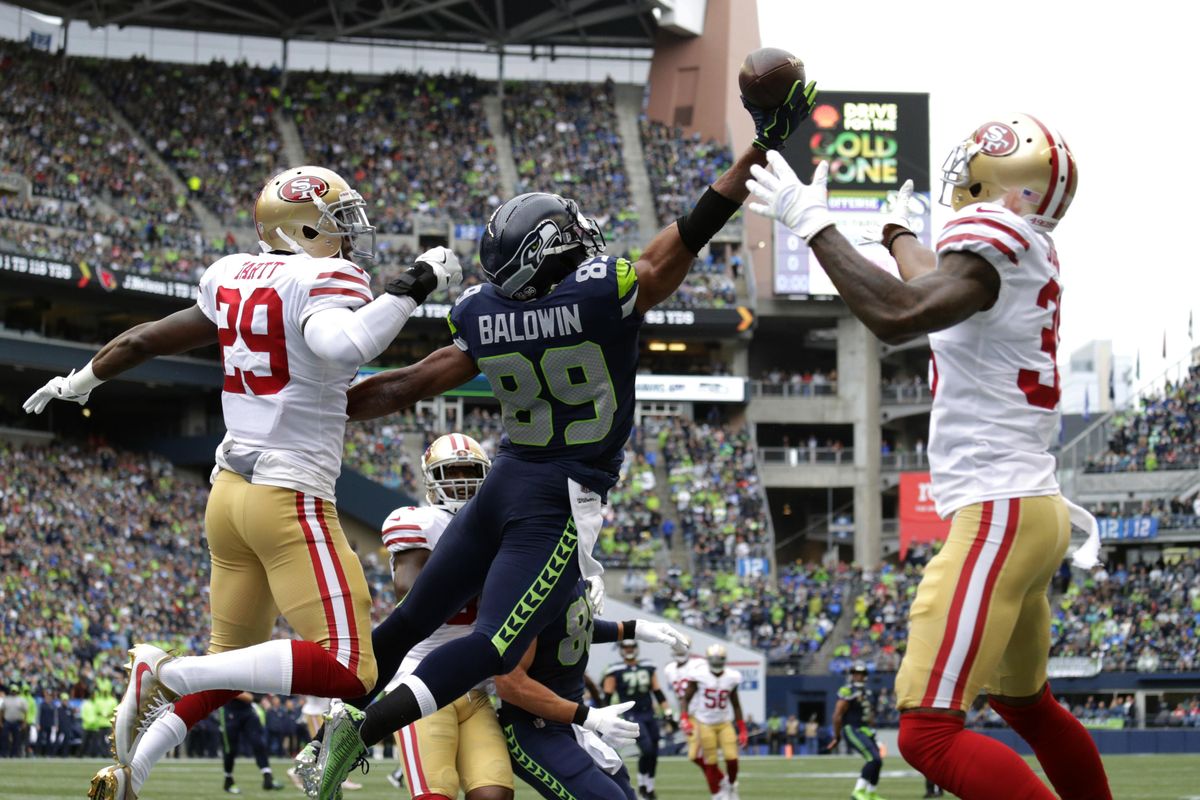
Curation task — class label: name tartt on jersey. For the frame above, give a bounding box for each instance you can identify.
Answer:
[477,303,583,345]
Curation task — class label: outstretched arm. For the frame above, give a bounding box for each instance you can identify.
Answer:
[633,146,766,313]
[24,305,217,414]
[746,154,999,344]
[346,345,479,421]
[494,639,580,725]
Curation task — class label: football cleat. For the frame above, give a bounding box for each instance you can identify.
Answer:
[113,644,179,764]
[387,766,406,789]
[262,772,285,791]
[223,776,241,794]
[88,764,136,800]
[727,781,740,800]
[292,739,322,798]
[315,701,368,800]
[851,789,871,800]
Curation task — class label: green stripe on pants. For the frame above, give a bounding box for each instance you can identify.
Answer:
[844,726,872,760]
[491,517,578,657]
[504,724,577,800]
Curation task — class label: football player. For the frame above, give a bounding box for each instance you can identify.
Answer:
[493,579,688,800]
[747,117,1111,800]
[663,643,720,792]
[828,662,884,800]
[24,165,461,800]
[217,693,285,794]
[377,433,513,800]
[601,641,671,799]
[310,73,818,799]
[680,645,746,800]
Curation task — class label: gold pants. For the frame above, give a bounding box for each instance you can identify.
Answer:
[896,494,1069,712]
[397,690,513,797]
[205,470,377,690]
[697,720,738,765]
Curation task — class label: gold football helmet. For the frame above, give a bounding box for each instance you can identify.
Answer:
[254,166,376,260]
[939,113,1078,232]
[422,433,491,512]
[706,643,727,673]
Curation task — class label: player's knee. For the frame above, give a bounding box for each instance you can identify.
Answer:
[492,638,525,675]
[897,713,961,771]
[465,787,514,800]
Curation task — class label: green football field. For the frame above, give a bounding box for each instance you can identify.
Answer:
[5,754,1199,799]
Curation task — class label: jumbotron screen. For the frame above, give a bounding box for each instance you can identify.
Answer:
[773,91,931,297]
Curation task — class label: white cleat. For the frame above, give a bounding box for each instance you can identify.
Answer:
[89,764,137,800]
[113,643,179,763]
[717,775,731,800]
[727,780,741,800]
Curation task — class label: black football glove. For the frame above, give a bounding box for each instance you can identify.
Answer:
[743,79,818,152]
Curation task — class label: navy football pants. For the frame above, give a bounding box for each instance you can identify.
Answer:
[353,457,583,714]
[219,703,270,775]
[630,713,659,778]
[500,710,636,800]
[845,725,882,785]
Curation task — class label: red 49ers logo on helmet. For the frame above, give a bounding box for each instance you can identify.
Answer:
[279,175,330,203]
[974,122,1019,157]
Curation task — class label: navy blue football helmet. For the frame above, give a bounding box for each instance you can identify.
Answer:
[479,192,606,301]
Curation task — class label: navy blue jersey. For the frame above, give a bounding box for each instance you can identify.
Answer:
[603,661,657,714]
[838,683,875,728]
[448,255,641,492]
[521,580,595,707]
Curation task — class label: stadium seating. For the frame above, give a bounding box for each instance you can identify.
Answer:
[286,71,503,234]
[640,118,734,227]
[504,79,639,239]
[1088,364,1200,472]
[0,440,398,698]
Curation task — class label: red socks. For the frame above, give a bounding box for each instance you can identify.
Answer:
[726,759,738,784]
[173,690,239,729]
[989,686,1112,800]
[898,712,1056,800]
[702,763,723,794]
[289,640,368,698]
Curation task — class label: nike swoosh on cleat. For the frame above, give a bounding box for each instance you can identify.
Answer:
[135,662,151,702]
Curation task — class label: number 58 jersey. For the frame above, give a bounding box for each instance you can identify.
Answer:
[927,203,1063,518]
[448,255,641,491]
[197,250,375,501]
[689,666,742,725]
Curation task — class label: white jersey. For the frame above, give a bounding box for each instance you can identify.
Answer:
[196,250,374,500]
[379,505,483,690]
[688,666,742,725]
[664,657,704,715]
[927,203,1063,517]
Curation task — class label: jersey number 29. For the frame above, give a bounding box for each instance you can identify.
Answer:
[216,286,291,395]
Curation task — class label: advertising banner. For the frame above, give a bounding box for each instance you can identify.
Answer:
[774,92,931,297]
[898,471,951,558]
[1097,516,1158,541]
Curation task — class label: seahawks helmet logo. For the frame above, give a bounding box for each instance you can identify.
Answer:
[497,219,566,299]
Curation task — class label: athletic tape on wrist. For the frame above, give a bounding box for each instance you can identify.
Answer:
[676,186,742,256]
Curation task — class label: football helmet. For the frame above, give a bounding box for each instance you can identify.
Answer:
[706,643,727,674]
[620,639,639,662]
[850,660,868,687]
[671,641,691,665]
[479,192,605,301]
[939,113,1078,232]
[422,433,490,512]
[254,166,376,260]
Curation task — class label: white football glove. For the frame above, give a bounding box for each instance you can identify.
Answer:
[23,370,92,415]
[585,575,606,616]
[583,701,639,748]
[858,178,918,246]
[633,620,689,651]
[746,151,836,242]
[415,246,463,293]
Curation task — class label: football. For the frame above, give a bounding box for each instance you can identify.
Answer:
[738,47,806,108]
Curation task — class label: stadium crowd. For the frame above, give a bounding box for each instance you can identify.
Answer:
[287,70,502,234]
[504,79,639,239]
[1088,363,1200,472]
[640,118,735,227]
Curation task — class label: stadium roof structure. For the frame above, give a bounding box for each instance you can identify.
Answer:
[17,0,663,48]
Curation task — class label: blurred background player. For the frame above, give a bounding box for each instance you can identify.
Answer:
[827,662,885,800]
[602,641,671,799]
[680,645,746,800]
[217,692,284,794]
[747,115,1111,800]
[313,64,817,800]
[375,433,514,800]
[494,579,688,800]
[663,644,721,794]
[24,164,462,800]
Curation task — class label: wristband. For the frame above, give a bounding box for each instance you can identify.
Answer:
[621,620,637,640]
[737,719,748,733]
[676,186,742,256]
[68,361,104,394]
[386,262,439,304]
[573,704,590,726]
[882,227,917,254]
